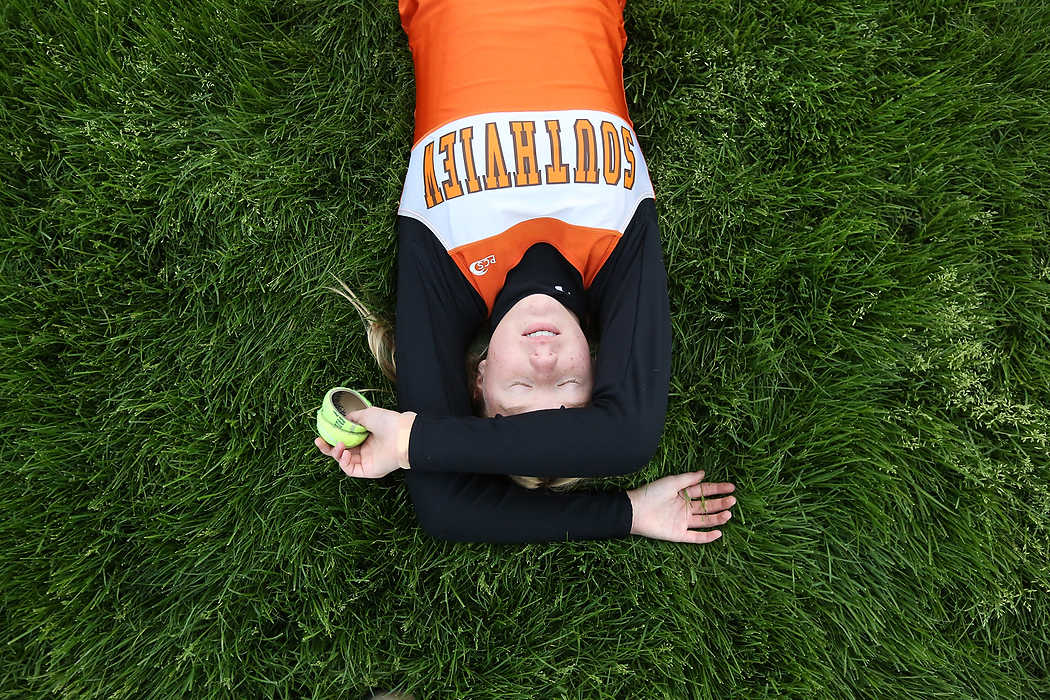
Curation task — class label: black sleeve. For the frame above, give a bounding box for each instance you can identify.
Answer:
[406,197,672,477]
[394,215,635,542]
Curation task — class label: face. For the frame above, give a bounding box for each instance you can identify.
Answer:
[477,293,594,416]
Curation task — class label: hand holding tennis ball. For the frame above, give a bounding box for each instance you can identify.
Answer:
[315,406,417,479]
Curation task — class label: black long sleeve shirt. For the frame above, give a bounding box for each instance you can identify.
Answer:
[394,198,671,543]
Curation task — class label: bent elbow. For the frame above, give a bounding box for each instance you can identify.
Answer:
[405,472,449,540]
[419,522,456,542]
[608,421,663,477]
[413,507,464,542]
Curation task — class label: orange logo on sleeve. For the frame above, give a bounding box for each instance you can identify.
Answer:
[470,255,497,276]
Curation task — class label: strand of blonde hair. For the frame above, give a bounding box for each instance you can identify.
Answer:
[324,273,397,383]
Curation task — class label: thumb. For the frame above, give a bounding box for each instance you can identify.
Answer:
[345,407,373,429]
[673,470,705,490]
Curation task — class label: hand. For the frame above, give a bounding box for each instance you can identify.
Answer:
[313,407,417,479]
[626,471,736,544]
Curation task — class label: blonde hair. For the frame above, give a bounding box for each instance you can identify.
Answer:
[326,273,586,493]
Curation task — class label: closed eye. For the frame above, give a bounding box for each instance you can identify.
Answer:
[510,380,579,388]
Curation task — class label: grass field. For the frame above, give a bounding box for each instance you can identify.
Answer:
[3,0,1049,697]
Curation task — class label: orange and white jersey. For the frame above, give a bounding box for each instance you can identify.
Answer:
[397,0,655,315]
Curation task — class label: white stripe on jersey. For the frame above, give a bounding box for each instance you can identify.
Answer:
[398,109,654,252]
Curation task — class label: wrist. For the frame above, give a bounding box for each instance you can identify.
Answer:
[397,411,417,469]
[626,489,641,536]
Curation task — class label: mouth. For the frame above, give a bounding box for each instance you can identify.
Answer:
[522,325,560,338]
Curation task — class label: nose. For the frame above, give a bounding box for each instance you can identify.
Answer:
[528,346,558,373]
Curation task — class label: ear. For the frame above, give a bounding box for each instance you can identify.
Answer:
[472,359,487,407]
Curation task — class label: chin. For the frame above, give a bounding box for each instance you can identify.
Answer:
[515,293,573,319]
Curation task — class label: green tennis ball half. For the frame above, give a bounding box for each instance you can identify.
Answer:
[320,387,371,433]
[316,411,368,448]
[316,387,372,448]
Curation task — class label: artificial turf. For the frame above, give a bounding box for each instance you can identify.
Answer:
[2,0,1048,697]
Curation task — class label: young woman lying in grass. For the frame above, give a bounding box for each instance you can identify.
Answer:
[313,0,736,544]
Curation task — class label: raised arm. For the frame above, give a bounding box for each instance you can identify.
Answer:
[405,198,672,477]
[395,215,634,542]
[407,470,632,543]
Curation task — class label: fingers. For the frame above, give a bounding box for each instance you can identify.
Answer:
[690,495,736,515]
[338,447,365,477]
[691,510,732,529]
[675,474,736,544]
[314,439,355,472]
[314,437,347,457]
[315,438,368,478]
[687,529,722,544]
[684,481,736,500]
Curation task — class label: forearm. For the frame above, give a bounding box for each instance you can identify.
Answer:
[406,404,664,477]
[406,471,635,543]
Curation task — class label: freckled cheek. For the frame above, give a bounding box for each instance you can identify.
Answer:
[576,350,596,382]
[487,339,511,367]
[571,342,590,367]
[568,356,590,379]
